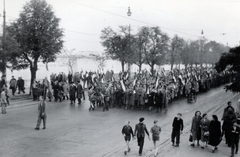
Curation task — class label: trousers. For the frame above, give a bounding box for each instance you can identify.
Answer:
[137,136,145,154]
[171,130,180,144]
[36,116,46,128]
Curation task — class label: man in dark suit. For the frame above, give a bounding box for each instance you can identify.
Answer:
[134,117,150,156]
[35,96,47,130]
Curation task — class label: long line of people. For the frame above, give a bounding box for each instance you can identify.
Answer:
[31,66,233,113]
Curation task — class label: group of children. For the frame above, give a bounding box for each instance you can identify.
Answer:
[121,113,183,156]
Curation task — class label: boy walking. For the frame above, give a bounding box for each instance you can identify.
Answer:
[35,96,47,130]
[230,119,240,157]
[122,120,134,155]
[171,113,184,147]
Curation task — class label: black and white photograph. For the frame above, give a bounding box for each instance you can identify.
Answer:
[0,0,240,157]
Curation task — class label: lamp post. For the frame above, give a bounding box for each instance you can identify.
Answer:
[127,7,131,73]
[2,0,6,81]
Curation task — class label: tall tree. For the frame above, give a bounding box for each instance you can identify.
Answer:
[131,33,146,72]
[7,0,64,93]
[100,26,133,72]
[180,40,198,70]
[0,34,20,74]
[169,35,185,70]
[139,26,169,75]
[215,46,240,92]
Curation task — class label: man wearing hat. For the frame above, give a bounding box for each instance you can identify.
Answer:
[134,117,150,156]
[151,120,161,157]
[230,118,240,157]
[171,113,184,147]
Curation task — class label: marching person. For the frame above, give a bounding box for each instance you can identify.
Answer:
[122,120,134,155]
[76,81,83,104]
[190,111,202,147]
[69,82,77,105]
[208,115,222,153]
[171,113,184,147]
[9,76,17,96]
[199,113,210,149]
[151,120,161,157]
[1,88,7,114]
[17,77,25,94]
[35,96,46,130]
[134,117,150,156]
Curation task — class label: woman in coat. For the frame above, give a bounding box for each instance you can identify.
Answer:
[190,111,202,147]
[199,113,210,149]
[208,115,222,153]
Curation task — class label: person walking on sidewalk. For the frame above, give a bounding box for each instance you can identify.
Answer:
[151,120,161,157]
[222,101,235,120]
[230,119,240,157]
[1,88,7,114]
[134,117,150,156]
[208,115,222,153]
[199,113,210,149]
[190,111,202,147]
[171,113,184,147]
[122,120,134,155]
[35,96,47,130]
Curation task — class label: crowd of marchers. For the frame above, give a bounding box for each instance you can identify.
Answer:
[30,66,233,112]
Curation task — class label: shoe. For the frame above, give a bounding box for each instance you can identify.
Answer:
[43,127,46,129]
[128,148,131,152]
[175,144,179,147]
[212,149,215,153]
[124,151,127,155]
[201,146,204,149]
[172,143,174,146]
[139,153,142,156]
[35,128,39,130]
[215,147,218,150]
[190,143,195,147]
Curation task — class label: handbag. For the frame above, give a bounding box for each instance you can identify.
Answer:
[189,134,193,142]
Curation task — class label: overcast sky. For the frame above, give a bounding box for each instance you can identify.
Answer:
[1,0,240,54]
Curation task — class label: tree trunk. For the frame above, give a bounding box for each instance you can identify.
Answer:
[121,61,125,72]
[29,62,38,95]
[138,63,142,73]
[150,64,154,76]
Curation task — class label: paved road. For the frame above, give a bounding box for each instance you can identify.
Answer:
[0,86,239,157]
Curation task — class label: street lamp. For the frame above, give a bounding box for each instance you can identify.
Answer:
[127,7,131,73]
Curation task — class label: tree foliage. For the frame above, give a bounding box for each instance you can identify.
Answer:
[100,26,133,72]
[168,35,184,70]
[7,0,64,91]
[138,26,169,74]
[215,46,240,92]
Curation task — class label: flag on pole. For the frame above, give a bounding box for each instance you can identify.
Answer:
[120,80,126,92]
[45,60,53,99]
[155,77,159,89]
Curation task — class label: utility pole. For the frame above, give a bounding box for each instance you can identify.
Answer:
[127,7,131,74]
[2,0,6,81]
